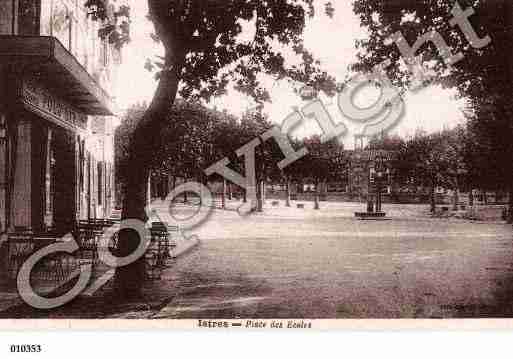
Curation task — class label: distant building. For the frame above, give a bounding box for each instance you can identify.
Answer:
[0,0,120,237]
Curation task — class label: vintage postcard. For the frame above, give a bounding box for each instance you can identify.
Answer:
[0,0,513,336]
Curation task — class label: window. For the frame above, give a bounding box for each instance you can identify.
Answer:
[100,39,110,68]
[40,0,72,48]
[40,0,93,69]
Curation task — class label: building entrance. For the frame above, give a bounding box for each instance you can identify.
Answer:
[51,126,77,236]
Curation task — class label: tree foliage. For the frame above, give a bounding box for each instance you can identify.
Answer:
[139,0,338,105]
[352,0,513,216]
[288,136,342,184]
[84,0,131,49]
[351,0,507,95]
[85,0,341,219]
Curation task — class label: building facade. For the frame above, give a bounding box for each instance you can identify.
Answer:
[0,0,119,238]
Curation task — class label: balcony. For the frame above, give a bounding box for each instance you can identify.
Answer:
[0,35,117,116]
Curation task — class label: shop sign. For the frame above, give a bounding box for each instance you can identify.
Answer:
[20,77,87,131]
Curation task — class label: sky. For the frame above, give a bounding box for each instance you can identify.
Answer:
[115,0,466,149]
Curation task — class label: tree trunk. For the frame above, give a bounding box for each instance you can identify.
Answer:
[256,181,264,212]
[495,191,499,204]
[314,180,320,210]
[506,0,513,223]
[430,185,436,213]
[221,179,226,210]
[161,175,168,200]
[146,175,151,206]
[227,182,232,201]
[452,180,459,211]
[469,188,474,207]
[285,178,291,207]
[115,32,185,297]
[508,184,513,224]
[116,163,152,298]
[484,191,488,205]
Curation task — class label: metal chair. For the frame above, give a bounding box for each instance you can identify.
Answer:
[74,220,103,268]
[7,232,35,280]
[144,222,173,280]
[29,235,77,283]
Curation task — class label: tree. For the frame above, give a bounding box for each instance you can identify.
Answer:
[352,0,513,221]
[366,134,405,152]
[285,136,342,209]
[237,108,275,211]
[394,131,442,212]
[442,126,468,210]
[281,137,306,206]
[85,0,341,296]
[465,105,513,217]
[306,136,338,209]
[392,128,469,212]
[115,103,147,207]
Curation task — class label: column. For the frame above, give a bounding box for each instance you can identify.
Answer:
[146,173,151,208]
[85,151,90,220]
[106,162,112,217]
[11,118,32,231]
[79,140,87,220]
[103,161,107,218]
[91,157,97,219]
[43,128,53,229]
[75,135,81,221]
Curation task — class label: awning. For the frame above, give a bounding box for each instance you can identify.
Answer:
[0,35,117,116]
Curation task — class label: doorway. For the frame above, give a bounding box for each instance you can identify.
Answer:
[51,127,76,235]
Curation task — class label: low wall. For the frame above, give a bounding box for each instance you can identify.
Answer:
[265,190,510,206]
[264,191,442,204]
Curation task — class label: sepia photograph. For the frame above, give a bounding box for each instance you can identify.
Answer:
[0,0,513,329]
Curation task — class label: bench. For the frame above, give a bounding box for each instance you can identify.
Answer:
[355,212,386,219]
[272,201,280,207]
[297,204,305,209]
